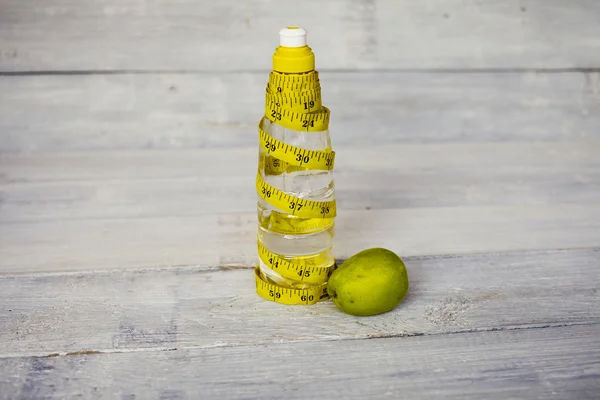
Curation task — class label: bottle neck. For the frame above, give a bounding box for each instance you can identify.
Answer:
[272,45,315,74]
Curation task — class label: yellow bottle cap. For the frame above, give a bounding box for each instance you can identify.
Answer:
[272,26,315,74]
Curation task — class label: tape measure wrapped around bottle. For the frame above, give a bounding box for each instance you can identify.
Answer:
[255,31,337,305]
[254,267,329,305]
[265,73,331,133]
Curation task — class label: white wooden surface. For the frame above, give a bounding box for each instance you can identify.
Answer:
[1,143,599,273]
[1,72,599,152]
[1,0,600,398]
[1,249,598,357]
[2,0,600,71]
[1,325,599,399]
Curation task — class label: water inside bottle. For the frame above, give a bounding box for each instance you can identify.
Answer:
[257,117,335,289]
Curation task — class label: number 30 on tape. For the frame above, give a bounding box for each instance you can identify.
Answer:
[259,123,335,171]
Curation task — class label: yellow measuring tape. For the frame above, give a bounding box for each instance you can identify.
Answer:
[264,89,323,113]
[267,71,320,91]
[259,122,335,171]
[265,102,330,132]
[256,173,336,219]
[254,267,329,305]
[258,241,336,284]
[264,71,330,132]
[259,153,303,176]
[259,209,333,235]
[255,68,337,305]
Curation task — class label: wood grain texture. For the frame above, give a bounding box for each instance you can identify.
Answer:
[1,0,600,72]
[1,324,599,399]
[1,0,599,396]
[3,204,600,274]
[1,71,599,153]
[2,142,599,222]
[1,140,599,273]
[0,249,598,356]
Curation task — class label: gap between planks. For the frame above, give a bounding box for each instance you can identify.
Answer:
[1,72,599,153]
[1,321,599,361]
[3,67,600,76]
[1,248,598,357]
[1,325,599,400]
[0,247,597,279]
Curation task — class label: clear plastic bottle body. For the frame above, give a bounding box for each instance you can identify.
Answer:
[257,117,335,289]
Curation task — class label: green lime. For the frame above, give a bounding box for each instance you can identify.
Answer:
[327,248,409,316]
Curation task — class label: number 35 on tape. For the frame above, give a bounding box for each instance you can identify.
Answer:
[256,173,336,219]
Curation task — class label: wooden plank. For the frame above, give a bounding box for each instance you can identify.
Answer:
[1,203,600,274]
[1,139,600,273]
[1,325,599,399]
[1,0,600,71]
[1,141,599,223]
[1,71,599,153]
[0,249,598,356]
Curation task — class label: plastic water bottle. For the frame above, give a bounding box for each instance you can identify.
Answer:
[256,27,336,291]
